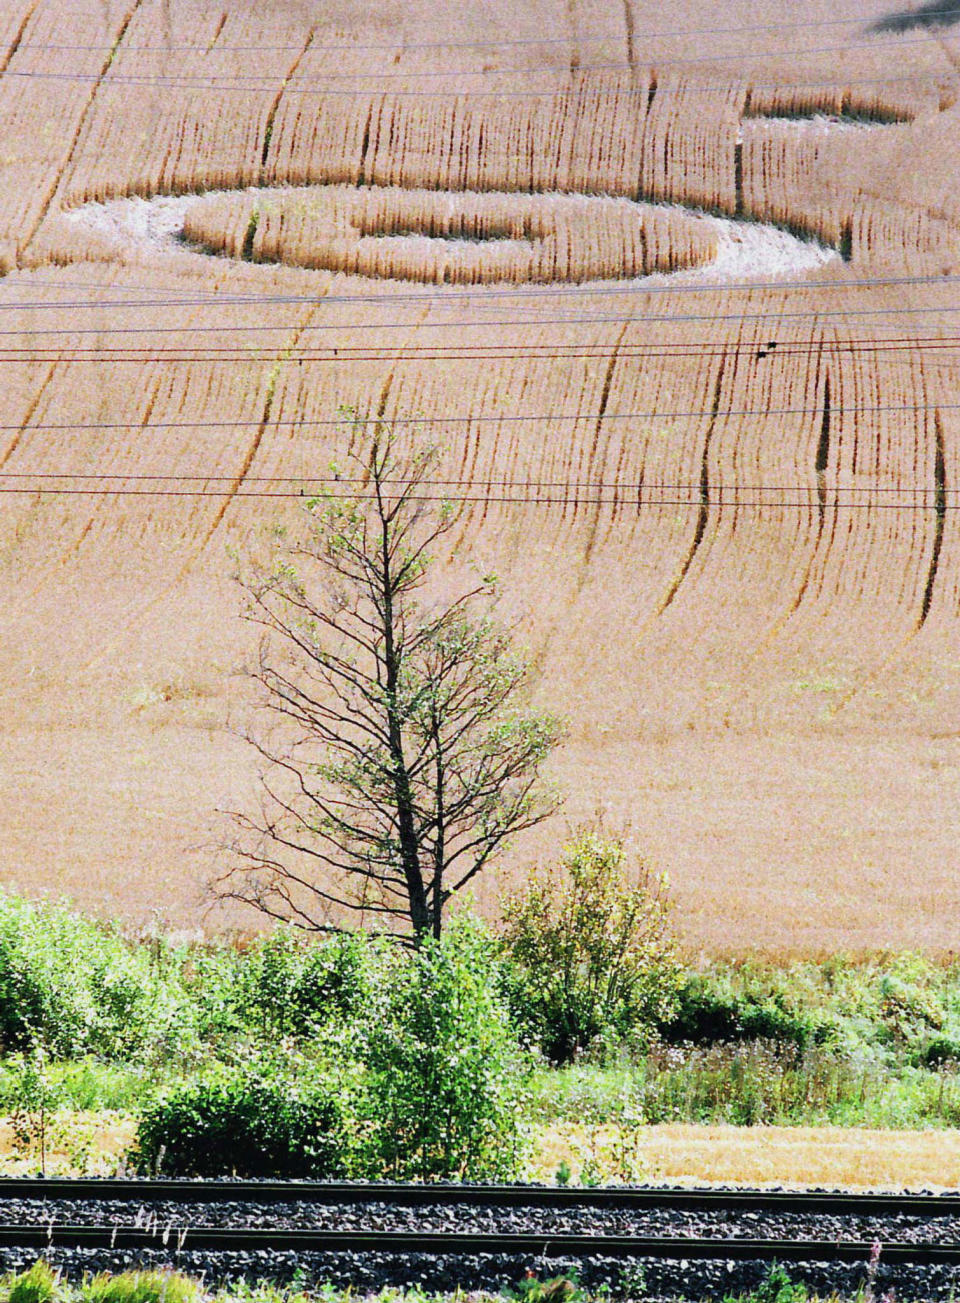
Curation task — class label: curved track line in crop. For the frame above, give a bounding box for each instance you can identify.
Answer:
[579,319,631,577]
[919,412,947,627]
[0,361,56,471]
[63,188,839,288]
[622,0,636,73]
[56,108,907,295]
[0,2,39,77]
[819,369,945,715]
[22,0,144,259]
[261,30,315,181]
[195,346,291,553]
[654,360,726,616]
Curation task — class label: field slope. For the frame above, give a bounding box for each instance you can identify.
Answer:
[0,0,958,951]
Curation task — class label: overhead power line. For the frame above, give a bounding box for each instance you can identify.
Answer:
[0,481,952,508]
[0,68,947,95]
[3,32,948,78]
[0,336,954,361]
[0,399,955,435]
[15,10,960,51]
[6,268,960,312]
[8,301,960,337]
[2,472,954,492]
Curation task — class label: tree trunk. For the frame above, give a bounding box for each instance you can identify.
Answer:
[380,514,429,940]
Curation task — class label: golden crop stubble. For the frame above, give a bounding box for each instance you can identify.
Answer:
[182,184,719,284]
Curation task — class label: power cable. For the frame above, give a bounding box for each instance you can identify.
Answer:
[3,33,949,79]
[0,482,950,507]
[9,302,960,337]
[0,399,955,434]
[1,472,954,492]
[16,10,960,52]
[0,68,947,95]
[0,336,954,361]
[6,268,960,311]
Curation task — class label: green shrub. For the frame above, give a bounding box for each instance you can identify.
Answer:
[914,1034,960,1068]
[0,893,196,1061]
[879,973,945,1044]
[81,1273,197,1303]
[659,975,837,1051]
[130,1071,350,1177]
[7,1262,60,1303]
[231,930,368,1039]
[361,916,526,1180]
[657,975,743,1043]
[511,1274,582,1303]
[500,826,681,1064]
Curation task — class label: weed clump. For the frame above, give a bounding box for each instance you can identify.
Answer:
[8,1262,60,1303]
[81,1273,198,1303]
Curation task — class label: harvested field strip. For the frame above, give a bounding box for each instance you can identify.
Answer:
[533,1123,960,1190]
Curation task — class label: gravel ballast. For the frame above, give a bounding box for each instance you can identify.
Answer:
[0,1193,958,1298]
[0,1246,956,1302]
[3,1196,960,1243]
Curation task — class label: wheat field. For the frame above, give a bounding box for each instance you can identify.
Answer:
[0,0,959,951]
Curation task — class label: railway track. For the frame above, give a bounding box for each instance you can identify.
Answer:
[1,1177,959,1211]
[0,1225,959,1265]
[0,1183,958,1297]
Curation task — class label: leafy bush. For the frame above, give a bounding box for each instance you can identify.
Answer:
[231,930,368,1038]
[500,826,681,1064]
[913,1034,960,1068]
[656,975,743,1043]
[659,975,837,1050]
[0,893,196,1061]
[134,919,527,1180]
[511,1274,582,1303]
[130,1070,350,1177]
[361,916,527,1180]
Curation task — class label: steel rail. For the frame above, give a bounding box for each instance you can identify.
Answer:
[0,1180,958,1215]
[0,1226,954,1264]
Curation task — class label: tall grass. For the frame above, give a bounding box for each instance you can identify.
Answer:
[529,1044,960,1130]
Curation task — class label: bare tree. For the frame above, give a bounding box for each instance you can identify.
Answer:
[218,421,564,943]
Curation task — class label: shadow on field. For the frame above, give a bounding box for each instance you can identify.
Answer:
[870,0,960,32]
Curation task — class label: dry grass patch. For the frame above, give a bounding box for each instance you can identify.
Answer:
[532,1123,960,1190]
[0,1112,134,1177]
[7,1113,960,1189]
